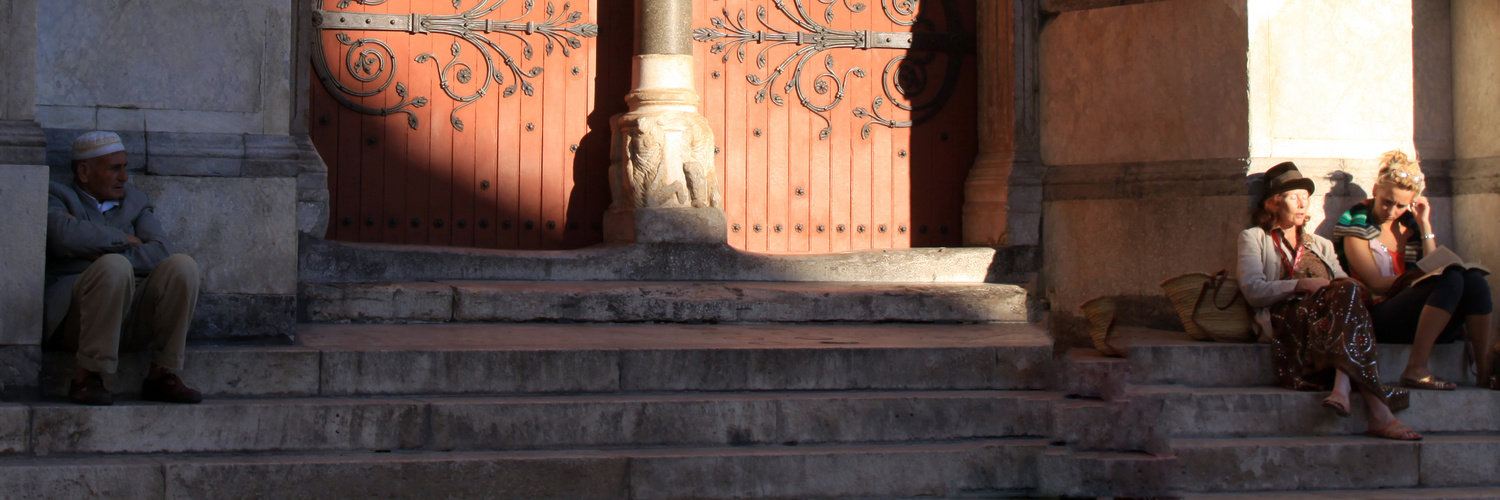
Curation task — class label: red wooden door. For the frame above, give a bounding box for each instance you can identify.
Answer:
[310,0,632,249]
[693,0,977,253]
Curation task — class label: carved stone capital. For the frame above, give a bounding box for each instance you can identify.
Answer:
[606,108,724,244]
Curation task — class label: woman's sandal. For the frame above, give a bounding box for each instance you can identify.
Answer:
[1321,393,1351,417]
[1399,374,1457,391]
[1365,419,1422,441]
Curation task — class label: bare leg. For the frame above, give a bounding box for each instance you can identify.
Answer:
[1402,305,1453,380]
[1361,390,1398,430]
[1468,313,1497,386]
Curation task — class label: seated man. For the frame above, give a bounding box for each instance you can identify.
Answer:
[44,131,203,406]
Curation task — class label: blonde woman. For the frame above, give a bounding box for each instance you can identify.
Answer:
[1336,151,1498,391]
[1239,162,1416,440]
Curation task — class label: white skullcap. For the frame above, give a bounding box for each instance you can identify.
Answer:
[72,131,125,161]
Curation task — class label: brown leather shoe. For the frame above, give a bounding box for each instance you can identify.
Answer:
[69,372,114,406]
[141,373,203,404]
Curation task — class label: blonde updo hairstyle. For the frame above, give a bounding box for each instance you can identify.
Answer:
[1375,150,1425,197]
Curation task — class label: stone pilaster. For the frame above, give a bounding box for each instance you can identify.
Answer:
[962,0,1042,248]
[604,0,726,245]
[0,0,45,399]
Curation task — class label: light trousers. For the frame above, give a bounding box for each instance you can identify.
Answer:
[54,253,200,374]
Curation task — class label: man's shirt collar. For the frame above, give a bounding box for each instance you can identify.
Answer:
[77,188,120,214]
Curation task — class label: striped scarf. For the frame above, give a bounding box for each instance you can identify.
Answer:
[1333,200,1422,274]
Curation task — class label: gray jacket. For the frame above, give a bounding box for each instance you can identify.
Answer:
[44,181,173,337]
[1237,226,1347,309]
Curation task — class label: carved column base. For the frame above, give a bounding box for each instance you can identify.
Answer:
[606,207,728,245]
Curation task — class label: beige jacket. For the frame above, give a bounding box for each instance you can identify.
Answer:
[1237,226,1348,340]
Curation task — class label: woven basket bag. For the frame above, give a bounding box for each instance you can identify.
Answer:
[1080,296,1124,357]
[1160,271,1256,343]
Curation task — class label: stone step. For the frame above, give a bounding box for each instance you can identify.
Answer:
[0,439,1049,499]
[300,281,1030,323]
[1179,486,1500,499]
[39,323,1052,398]
[1036,446,1175,498]
[1138,385,1500,439]
[301,323,1053,395]
[9,390,1058,456]
[1114,327,1473,387]
[1172,434,1500,492]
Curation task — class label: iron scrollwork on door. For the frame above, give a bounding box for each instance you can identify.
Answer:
[693,0,970,140]
[312,0,599,131]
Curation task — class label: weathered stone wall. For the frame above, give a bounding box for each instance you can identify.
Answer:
[1040,0,1463,345]
[1039,0,1251,341]
[1451,0,1500,332]
[31,0,314,342]
[35,0,294,136]
[1,0,47,398]
[1247,0,1455,244]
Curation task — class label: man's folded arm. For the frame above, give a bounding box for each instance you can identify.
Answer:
[46,194,131,259]
[121,205,172,273]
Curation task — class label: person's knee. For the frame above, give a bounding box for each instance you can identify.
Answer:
[155,254,201,289]
[83,254,133,287]
[1461,269,1494,313]
[1433,268,1466,294]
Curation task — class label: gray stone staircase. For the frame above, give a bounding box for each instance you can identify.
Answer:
[1058,327,1500,498]
[4,323,1087,499]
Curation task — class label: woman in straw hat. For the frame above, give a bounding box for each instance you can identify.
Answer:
[1336,151,1498,391]
[1238,161,1417,440]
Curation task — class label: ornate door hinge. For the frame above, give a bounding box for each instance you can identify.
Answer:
[693,0,971,140]
[312,0,600,131]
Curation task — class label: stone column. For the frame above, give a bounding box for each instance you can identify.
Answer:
[1451,0,1500,321]
[0,0,47,399]
[962,0,1042,249]
[604,0,726,245]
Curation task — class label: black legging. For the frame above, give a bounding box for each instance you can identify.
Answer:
[1371,267,1493,344]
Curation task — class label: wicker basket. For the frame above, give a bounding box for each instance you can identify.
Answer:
[1160,271,1255,343]
[1080,296,1123,357]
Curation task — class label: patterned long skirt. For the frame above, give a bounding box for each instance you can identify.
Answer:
[1271,279,1409,412]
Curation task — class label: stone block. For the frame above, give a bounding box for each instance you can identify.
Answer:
[447,281,1028,323]
[37,1,272,114]
[428,394,779,451]
[243,134,321,178]
[1037,447,1174,498]
[0,0,37,121]
[0,403,28,454]
[298,200,329,237]
[133,175,297,295]
[319,349,621,396]
[95,107,145,132]
[1120,330,1470,387]
[1419,435,1500,487]
[299,231,1011,283]
[772,391,1056,444]
[1172,437,1420,492]
[628,440,1044,498]
[0,457,163,499]
[30,398,424,455]
[620,344,1049,392]
[302,282,454,323]
[34,105,95,130]
[190,293,296,342]
[144,131,245,177]
[1052,398,1168,454]
[0,120,45,165]
[163,452,630,500]
[41,346,320,399]
[143,110,264,135]
[1056,347,1130,400]
[0,346,40,401]
[0,164,47,346]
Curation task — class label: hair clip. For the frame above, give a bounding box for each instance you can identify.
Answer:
[1389,170,1424,183]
